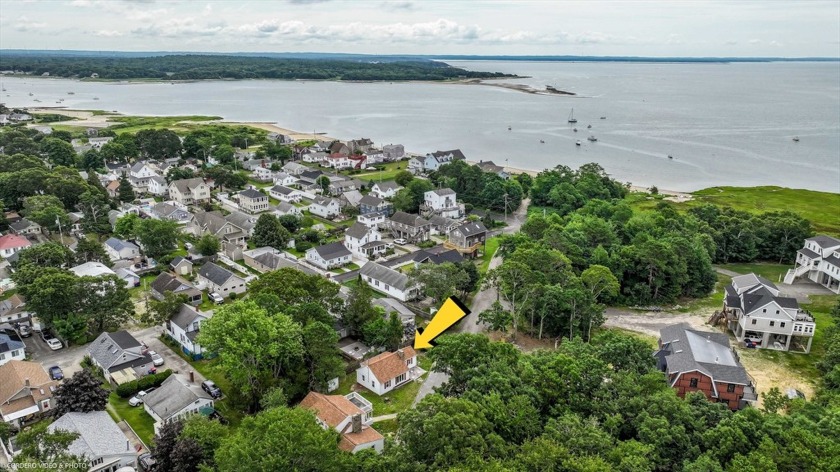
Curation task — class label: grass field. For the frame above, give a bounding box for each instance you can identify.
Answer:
[479,237,501,275]
[373,418,399,435]
[107,392,156,447]
[334,370,425,416]
[354,161,408,182]
[108,115,222,134]
[675,273,731,313]
[718,262,789,283]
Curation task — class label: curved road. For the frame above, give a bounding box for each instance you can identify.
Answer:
[414,198,530,405]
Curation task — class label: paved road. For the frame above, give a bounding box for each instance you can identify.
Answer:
[414,198,531,406]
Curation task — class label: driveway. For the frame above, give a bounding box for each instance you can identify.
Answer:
[28,335,89,380]
[130,325,206,382]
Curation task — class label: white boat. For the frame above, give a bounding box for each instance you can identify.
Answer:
[568,109,577,124]
[576,140,582,146]
[587,136,597,142]
[93,97,100,100]
[792,137,800,142]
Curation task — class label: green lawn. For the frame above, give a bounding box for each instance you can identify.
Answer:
[354,161,408,182]
[129,274,159,299]
[108,115,223,134]
[333,353,431,416]
[107,392,156,447]
[373,418,399,436]
[675,273,731,313]
[718,262,790,283]
[479,237,501,275]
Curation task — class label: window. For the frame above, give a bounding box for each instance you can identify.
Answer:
[776,310,780,314]
[361,375,365,381]
[780,322,786,328]
[751,319,757,325]
[371,380,376,387]
[770,321,775,327]
[762,309,767,313]
[727,383,736,393]
[0,353,4,360]
[385,380,391,389]
[689,378,698,388]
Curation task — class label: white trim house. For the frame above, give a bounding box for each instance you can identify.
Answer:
[359,261,419,302]
[785,235,840,294]
[356,348,419,396]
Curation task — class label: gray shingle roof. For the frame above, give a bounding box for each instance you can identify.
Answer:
[151,273,195,295]
[797,247,820,259]
[345,222,370,240]
[143,375,213,421]
[432,188,456,196]
[806,235,840,248]
[170,177,206,194]
[731,273,777,292]
[826,254,840,268]
[390,211,429,227]
[239,188,265,199]
[48,411,130,460]
[9,219,38,232]
[430,149,466,160]
[0,333,24,354]
[312,242,351,260]
[170,304,206,331]
[87,331,146,372]
[373,181,401,192]
[104,237,138,253]
[270,185,295,195]
[225,211,256,231]
[453,221,487,238]
[658,323,750,385]
[198,262,236,286]
[360,261,410,291]
[359,195,384,207]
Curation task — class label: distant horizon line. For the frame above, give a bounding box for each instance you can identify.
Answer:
[0,49,838,62]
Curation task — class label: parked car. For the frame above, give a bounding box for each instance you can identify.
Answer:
[209,292,224,305]
[786,388,806,400]
[128,388,155,407]
[394,238,407,245]
[48,366,64,380]
[17,324,32,338]
[148,350,164,367]
[45,338,63,351]
[201,380,222,398]
[137,453,156,472]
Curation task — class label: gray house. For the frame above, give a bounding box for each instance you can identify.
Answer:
[359,195,393,216]
[48,411,137,471]
[87,331,154,381]
[305,242,352,270]
[446,221,487,258]
[388,212,431,243]
[150,273,203,305]
[197,262,247,297]
[143,374,214,433]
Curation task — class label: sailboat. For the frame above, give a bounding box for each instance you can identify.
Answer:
[568,109,577,124]
[587,135,598,142]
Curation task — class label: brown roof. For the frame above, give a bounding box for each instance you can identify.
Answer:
[106,180,120,190]
[338,424,384,451]
[0,361,56,416]
[299,392,362,428]
[363,347,416,383]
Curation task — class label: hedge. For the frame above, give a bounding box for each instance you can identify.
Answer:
[115,369,174,398]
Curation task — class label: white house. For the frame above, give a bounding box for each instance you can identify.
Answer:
[143,375,214,434]
[271,202,302,217]
[344,223,386,259]
[169,178,211,206]
[423,149,466,172]
[0,234,31,258]
[308,196,341,219]
[273,172,298,187]
[785,235,840,294]
[407,156,425,174]
[359,261,419,302]
[423,188,462,218]
[103,237,140,261]
[0,294,28,325]
[282,162,308,175]
[268,185,304,203]
[370,181,403,200]
[167,304,212,359]
[306,242,352,270]
[70,262,135,287]
[299,392,384,454]
[356,347,419,396]
[357,212,387,230]
[197,262,247,297]
[147,175,169,197]
[129,162,159,193]
[238,188,269,214]
[48,411,137,472]
[382,144,405,160]
[251,166,274,182]
[87,330,155,381]
[722,273,816,353]
[302,151,327,164]
[0,333,25,366]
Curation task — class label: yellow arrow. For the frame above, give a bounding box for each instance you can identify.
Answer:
[414,296,471,350]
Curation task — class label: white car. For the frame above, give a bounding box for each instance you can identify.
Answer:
[209,292,224,304]
[148,350,165,367]
[128,390,150,407]
[394,238,407,245]
[45,338,63,351]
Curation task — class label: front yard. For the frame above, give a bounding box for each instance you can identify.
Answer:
[106,392,156,447]
[333,354,432,416]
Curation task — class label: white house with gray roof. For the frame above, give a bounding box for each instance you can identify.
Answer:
[48,411,136,472]
[344,223,386,259]
[143,374,214,434]
[238,188,269,214]
[166,304,213,359]
[722,273,815,353]
[268,184,304,203]
[359,261,419,302]
[147,175,169,196]
[423,188,462,219]
[308,196,341,219]
[785,235,840,294]
[306,242,352,270]
[370,181,403,200]
[87,331,154,381]
[103,237,139,261]
[197,262,247,297]
[0,333,25,366]
[169,178,211,206]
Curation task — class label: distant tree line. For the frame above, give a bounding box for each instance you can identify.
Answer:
[0,55,516,81]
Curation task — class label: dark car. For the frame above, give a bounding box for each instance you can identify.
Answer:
[138,453,156,472]
[201,380,222,398]
[48,366,64,380]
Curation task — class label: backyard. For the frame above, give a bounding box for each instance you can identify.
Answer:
[106,392,156,447]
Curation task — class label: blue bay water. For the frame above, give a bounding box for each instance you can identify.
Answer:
[2,60,838,192]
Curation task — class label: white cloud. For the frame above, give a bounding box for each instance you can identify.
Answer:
[93,30,123,37]
[14,16,46,31]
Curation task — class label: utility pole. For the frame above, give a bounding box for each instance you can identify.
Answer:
[503,193,508,223]
[55,216,64,246]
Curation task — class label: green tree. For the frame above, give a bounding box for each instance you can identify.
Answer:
[580,264,620,303]
[179,415,229,471]
[53,369,109,416]
[22,195,69,232]
[362,311,404,351]
[74,236,111,265]
[151,418,184,472]
[252,214,291,250]
[12,422,83,470]
[41,137,77,167]
[394,170,414,186]
[15,270,79,332]
[409,262,469,303]
[136,129,182,160]
[316,175,331,194]
[300,321,345,393]
[249,268,340,309]
[478,301,513,332]
[78,274,135,335]
[76,190,112,234]
[484,260,538,339]
[196,234,221,256]
[15,242,74,268]
[393,179,434,213]
[113,212,140,239]
[214,406,347,472]
[135,218,180,259]
[342,279,379,337]
[144,291,189,326]
[213,144,235,165]
[198,300,304,412]
[277,214,301,233]
[117,175,135,202]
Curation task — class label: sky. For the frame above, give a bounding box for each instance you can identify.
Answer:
[1,0,839,57]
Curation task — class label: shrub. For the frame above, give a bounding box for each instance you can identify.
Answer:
[115,369,173,398]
